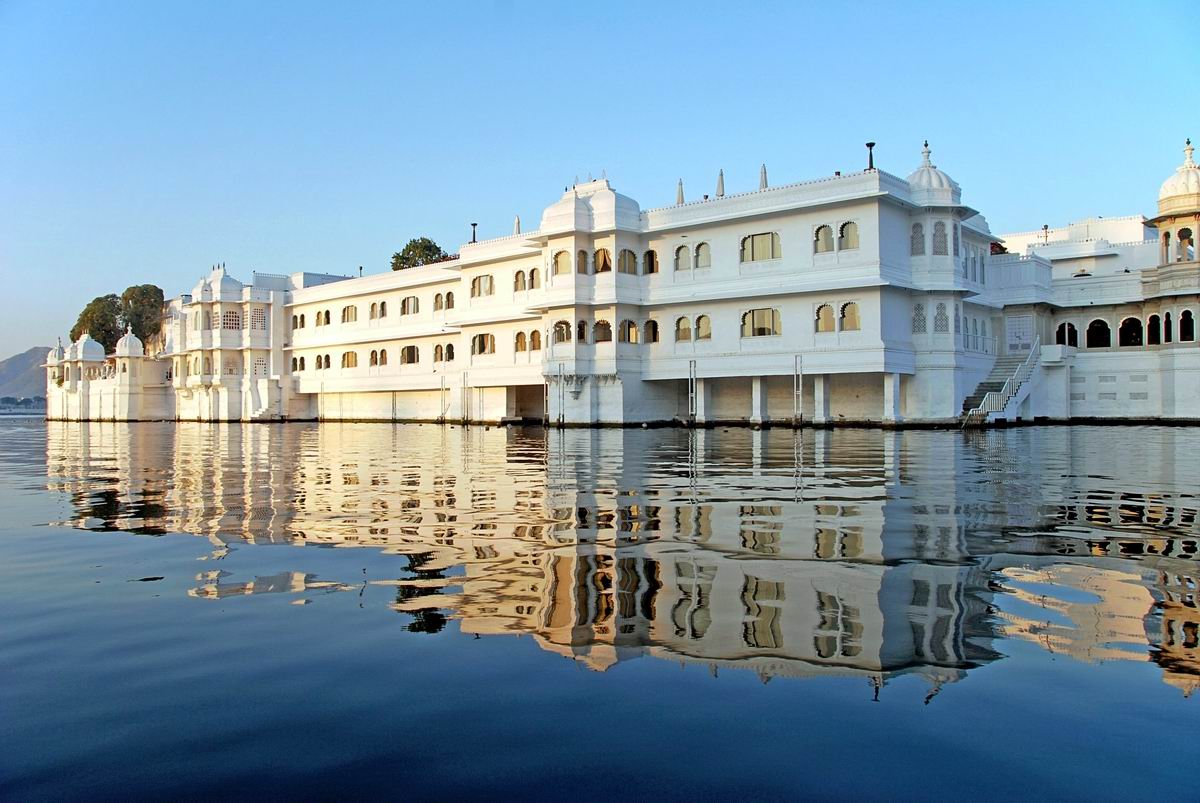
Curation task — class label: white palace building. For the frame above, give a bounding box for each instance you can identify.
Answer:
[46,139,1200,426]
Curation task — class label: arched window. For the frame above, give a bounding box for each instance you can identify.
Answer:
[369,350,378,367]
[369,303,378,320]
[840,302,860,331]
[324,354,331,369]
[741,308,781,337]
[291,357,298,371]
[299,356,305,371]
[934,303,949,333]
[815,304,836,333]
[695,242,711,269]
[1086,319,1111,348]
[222,310,241,330]
[470,276,494,297]
[291,315,299,330]
[618,249,637,274]
[1181,311,1195,342]
[838,222,859,250]
[577,249,589,274]
[514,271,527,292]
[695,315,712,340]
[912,303,926,334]
[953,222,961,256]
[675,245,691,271]
[1165,312,1173,343]
[553,251,571,275]
[813,226,834,254]
[932,222,948,255]
[1148,314,1161,345]
[1177,227,1195,262]
[553,320,571,343]
[379,349,387,366]
[434,344,444,362]
[341,351,358,368]
[324,310,331,325]
[205,312,212,329]
[618,320,639,343]
[401,296,419,315]
[471,334,495,355]
[645,320,660,343]
[530,330,541,350]
[299,314,305,328]
[577,320,588,342]
[315,311,323,327]
[529,268,541,289]
[1118,317,1143,347]
[434,293,444,311]
[594,248,612,273]
[593,320,612,342]
[675,316,692,342]
[400,345,418,364]
[341,306,357,324]
[742,232,783,261]
[445,343,455,361]
[643,250,658,274]
[378,301,387,318]
[1055,322,1078,347]
[445,292,454,310]
[515,331,527,352]
[907,220,926,255]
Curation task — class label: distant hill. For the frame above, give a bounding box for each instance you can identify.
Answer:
[0,347,51,399]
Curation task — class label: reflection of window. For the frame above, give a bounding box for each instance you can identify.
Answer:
[740,575,785,649]
[814,590,862,658]
[670,561,715,639]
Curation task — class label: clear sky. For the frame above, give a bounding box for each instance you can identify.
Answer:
[1,0,1196,354]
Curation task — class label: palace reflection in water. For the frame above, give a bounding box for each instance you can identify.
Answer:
[44,421,1200,696]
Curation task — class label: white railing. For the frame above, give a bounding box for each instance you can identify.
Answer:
[963,336,1040,426]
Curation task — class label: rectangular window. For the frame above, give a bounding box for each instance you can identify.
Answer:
[742,232,781,262]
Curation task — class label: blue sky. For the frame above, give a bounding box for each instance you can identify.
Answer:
[1,0,1196,354]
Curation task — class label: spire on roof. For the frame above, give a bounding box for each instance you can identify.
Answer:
[676,178,684,205]
[512,215,521,235]
[921,140,933,167]
[1185,138,1195,168]
[716,169,725,198]
[759,163,768,190]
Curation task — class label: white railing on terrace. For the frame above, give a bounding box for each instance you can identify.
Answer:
[962,335,1040,427]
[959,334,997,355]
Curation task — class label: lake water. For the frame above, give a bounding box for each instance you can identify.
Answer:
[1,418,1197,800]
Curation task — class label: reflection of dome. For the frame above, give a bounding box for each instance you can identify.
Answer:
[75,333,105,361]
[907,141,961,205]
[114,326,144,358]
[1158,139,1200,215]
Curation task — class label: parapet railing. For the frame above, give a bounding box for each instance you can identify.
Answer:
[962,335,1040,427]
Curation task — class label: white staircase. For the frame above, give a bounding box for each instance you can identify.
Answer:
[962,336,1041,427]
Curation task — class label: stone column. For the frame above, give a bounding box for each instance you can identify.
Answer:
[750,376,768,425]
[882,372,902,423]
[694,377,711,424]
[813,374,830,424]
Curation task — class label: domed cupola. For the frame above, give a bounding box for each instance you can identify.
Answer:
[1158,139,1200,216]
[46,339,64,365]
[907,141,962,206]
[114,326,144,358]
[75,333,105,362]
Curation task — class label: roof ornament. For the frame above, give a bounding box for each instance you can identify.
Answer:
[759,163,768,190]
[676,178,685,205]
[716,169,725,198]
[1185,138,1195,168]
[512,215,521,235]
[921,140,933,168]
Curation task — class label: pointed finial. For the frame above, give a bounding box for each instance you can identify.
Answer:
[759,163,768,190]
[716,169,725,198]
[921,140,932,167]
[126,325,132,335]
[676,178,685,205]
[601,168,607,179]
[513,215,521,235]
[588,172,593,182]
[1185,138,1195,168]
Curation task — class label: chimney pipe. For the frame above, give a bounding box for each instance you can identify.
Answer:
[866,142,876,170]
[470,223,478,243]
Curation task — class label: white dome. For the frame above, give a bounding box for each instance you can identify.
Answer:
[538,178,640,234]
[46,341,64,364]
[1158,139,1200,212]
[114,327,144,358]
[907,141,961,205]
[75,333,105,361]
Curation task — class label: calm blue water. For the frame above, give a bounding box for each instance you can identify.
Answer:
[1,418,1197,800]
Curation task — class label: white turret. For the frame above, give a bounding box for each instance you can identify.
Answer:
[1158,138,1200,216]
[114,326,144,358]
[907,141,961,206]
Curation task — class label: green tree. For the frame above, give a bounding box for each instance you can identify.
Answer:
[391,237,447,271]
[120,284,165,344]
[69,294,122,352]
